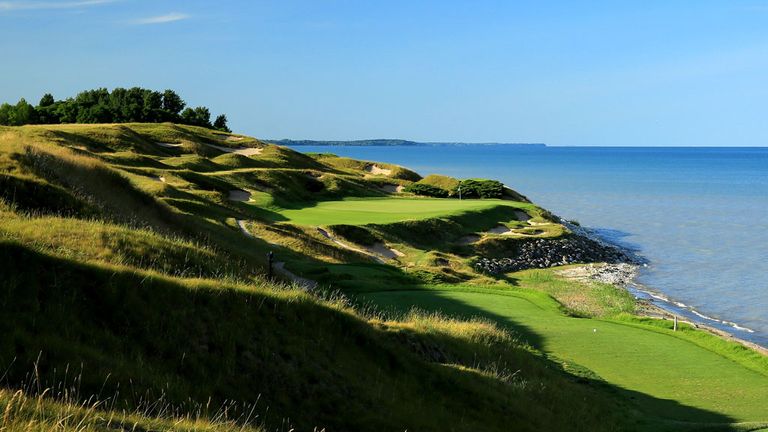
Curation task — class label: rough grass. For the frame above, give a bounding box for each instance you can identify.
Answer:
[358,279,768,424]
[310,154,421,181]
[418,173,461,191]
[2,123,767,431]
[0,388,265,432]
[513,268,637,317]
[0,242,654,432]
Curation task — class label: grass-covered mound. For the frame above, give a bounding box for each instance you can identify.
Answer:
[0,122,766,431]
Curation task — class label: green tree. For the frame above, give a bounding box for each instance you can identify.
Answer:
[142,90,163,122]
[193,106,211,127]
[74,88,111,123]
[38,93,55,107]
[213,114,231,132]
[181,106,212,128]
[12,98,38,125]
[162,90,185,115]
[0,103,13,125]
[55,99,78,123]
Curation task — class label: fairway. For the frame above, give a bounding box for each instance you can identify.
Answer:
[360,288,768,423]
[273,198,528,225]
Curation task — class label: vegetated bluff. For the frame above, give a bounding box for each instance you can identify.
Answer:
[0,121,718,432]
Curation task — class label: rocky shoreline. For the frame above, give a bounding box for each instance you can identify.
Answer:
[473,233,644,274]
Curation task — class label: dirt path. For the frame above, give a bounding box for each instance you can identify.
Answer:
[273,262,318,289]
[235,219,316,288]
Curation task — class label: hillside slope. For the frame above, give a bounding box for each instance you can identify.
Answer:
[1,123,766,431]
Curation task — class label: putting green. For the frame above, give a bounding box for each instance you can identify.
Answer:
[361,288,768,423]
[273,197,529,225]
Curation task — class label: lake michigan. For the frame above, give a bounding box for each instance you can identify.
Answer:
[291,145,768,347]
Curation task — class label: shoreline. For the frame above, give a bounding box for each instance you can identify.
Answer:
[559,220,767,353]
[568,262,768,356]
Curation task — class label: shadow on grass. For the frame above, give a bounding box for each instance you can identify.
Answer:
[340,271,742,429]
[0,242,739,432]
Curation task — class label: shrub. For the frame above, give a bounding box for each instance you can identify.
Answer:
[403,183,449,198]
[454,179,504,199]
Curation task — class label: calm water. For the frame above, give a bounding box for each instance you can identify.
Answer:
[294,145,768,346]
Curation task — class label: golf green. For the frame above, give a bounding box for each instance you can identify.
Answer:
[361,288,768,423]
[273,197,529,225]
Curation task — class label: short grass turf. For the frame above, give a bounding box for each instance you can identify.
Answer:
[359,286,768,424]
[271,197,533,225]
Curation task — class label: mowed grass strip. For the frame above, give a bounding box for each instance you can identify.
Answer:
[272,197,532,225]
[359,287,768,424]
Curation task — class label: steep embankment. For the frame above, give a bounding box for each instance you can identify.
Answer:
[0,123,648,432]
[1,123,766,431]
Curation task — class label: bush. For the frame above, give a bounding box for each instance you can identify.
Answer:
[403,183,449,198]
[454,179,504,199]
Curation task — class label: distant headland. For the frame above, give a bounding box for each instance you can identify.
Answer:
[270,138,546,147]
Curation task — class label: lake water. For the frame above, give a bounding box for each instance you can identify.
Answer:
[292,145,768,347]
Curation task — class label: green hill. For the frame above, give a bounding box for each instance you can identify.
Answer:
[0,123,766,431]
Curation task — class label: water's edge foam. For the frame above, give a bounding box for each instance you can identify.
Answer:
[560,218,761,346]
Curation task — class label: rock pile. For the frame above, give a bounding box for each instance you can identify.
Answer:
[474,236,641,274]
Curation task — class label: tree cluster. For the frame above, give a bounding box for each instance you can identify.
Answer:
[455,179,505,199]
[403,183,450,198]
[0,88,230,132]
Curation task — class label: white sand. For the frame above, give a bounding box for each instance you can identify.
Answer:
[514,210,531,221]
[370,242,405,259]
[236,219,254,238]
[228,190,252,202]
[156,142,183,148]
[365,164,392,175]
[214,133,245,142]
[487,225,513,235]
[316,228,398,263]
[380,184,405,193]
[207,143,263,156]
[457,234,481,245]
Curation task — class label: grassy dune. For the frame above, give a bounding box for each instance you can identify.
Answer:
[1,123,766,431]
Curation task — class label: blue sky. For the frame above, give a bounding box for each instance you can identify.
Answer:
[1,0,767,146]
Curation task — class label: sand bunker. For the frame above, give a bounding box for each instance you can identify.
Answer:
[316,228,402,263]
[527,220,549,226]
[215,133,245,142]
[487,225,513,235]
[228,190,252,202]
[365,164,392,175]
[457,234,481,245]
[156,142,183,148]
[236,219,254,238]
[207,143,263,156]
[370,242,405,259]
[514,210,531,221]
[380,184,405,193]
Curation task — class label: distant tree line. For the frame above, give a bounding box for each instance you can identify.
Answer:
[0,88,231,132]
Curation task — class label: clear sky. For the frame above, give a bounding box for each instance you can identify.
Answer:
[1,0,767,146]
